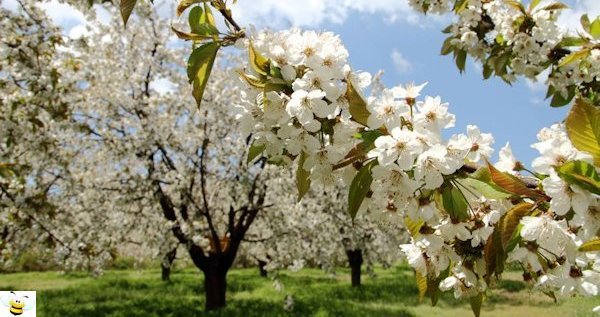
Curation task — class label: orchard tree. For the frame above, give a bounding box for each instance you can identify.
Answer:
[63,5,302,310]
[170,0,600,314]
[241,181,405,287]
[0,0,90,271]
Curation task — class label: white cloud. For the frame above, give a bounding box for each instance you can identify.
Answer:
[557,0,600,34]
[231,0,432,28]
[390,49,412,74]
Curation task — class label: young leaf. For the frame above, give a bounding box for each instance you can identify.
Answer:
[188,6,203,34]
[456,49,467,73]
[346,80,371,127]
[484,227,504,279]
[120,0,137,27]
[578,238,600,252]
[404,216,424,238]
[348,160,377,219]
[470,293,484,317]
[459,176,512,200]
[581,14,591,32]
[550,85,576,107]
[296,151,311,201]
[247,142,265,164]
[565,98,600,165]
[416,272,427,302]
[177,0,208,16]
[559,36,586,47]
[540,2,569,11]
[236,70,266,88]
[439,181,469,222]
[529,0,542,11]
[441,37,455,56]
[557,160,600,195]
[500,203,534,250]
[249,41,270,76]
[187,42,220,107]
[171,26,212,41]
[590,17,600,39]
[487,162,543,199]
[558,49,590,68]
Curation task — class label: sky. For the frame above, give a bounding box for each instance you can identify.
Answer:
[4,0,600,165]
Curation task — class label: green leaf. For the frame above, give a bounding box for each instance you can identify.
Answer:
[484,226,504,280]
[296,151,311,202]
[482,63,493,79]
[177,0,209,16]
[460,177,512,200]
[456,49,467,73]
[565,98,600,165]
[348,160,377,220]
[188,6,203,34]
[405,216,424,238]
[501,203,534,250]
[441,37,455,56]
[187,42,220,107]
[505,0,526,14]
[439,181,469,222]
[453,0,468,13]
[427,268,449,306]
[120,0,137,27]
[416,272,427,302]
[171,26,213,41]
[249,41,270,76]
[590,17,600,39]
[559,36,586,47]
[470,293,484,317]
[529,0,542,11]
[540,2,569,11]
[579,238,600,252]
[557,160,600,195]
[581,14,591,33]
[493,51,511,77]
[558,49,590,67]
[236,70,266,88]
[247,143,265,164]
[550,85,576,107]
[346,80,370,126]
[0,163,17,179]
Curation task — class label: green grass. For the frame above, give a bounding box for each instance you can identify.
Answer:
[0,266,597,317]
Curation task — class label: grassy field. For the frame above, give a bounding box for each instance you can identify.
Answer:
[0,265,598,317]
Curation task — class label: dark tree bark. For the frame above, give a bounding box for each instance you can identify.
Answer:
[203,264,228,310]
[161,247,177,282]
[258,260,268,277]
[346,249,363,287]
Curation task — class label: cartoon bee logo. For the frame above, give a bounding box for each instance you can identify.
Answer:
[1,291,35,316]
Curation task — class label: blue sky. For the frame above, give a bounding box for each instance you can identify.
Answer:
[5,0,600,165]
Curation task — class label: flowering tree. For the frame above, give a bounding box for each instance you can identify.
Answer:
[409,0,599,108]
[56,4,319,310]
[171,1,600,315]
[241,182,405,287]
[0,0,89,271]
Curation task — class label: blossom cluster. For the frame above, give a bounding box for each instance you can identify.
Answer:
[234,28,600,311]
[412,0,600,107]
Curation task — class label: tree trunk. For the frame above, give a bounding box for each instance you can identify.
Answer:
[346,249,363,287]
[203,268,227,311]
[161,247,177,282]
[258,260,268,277]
